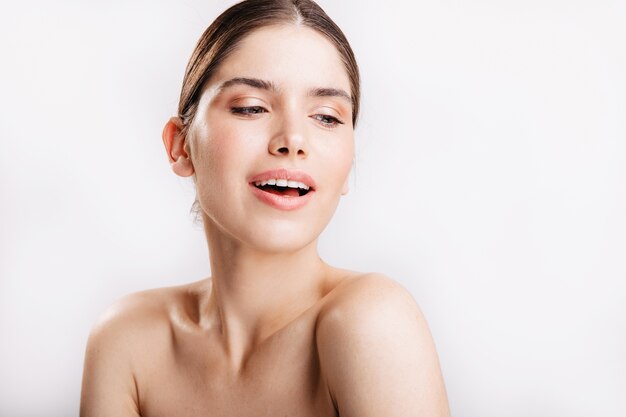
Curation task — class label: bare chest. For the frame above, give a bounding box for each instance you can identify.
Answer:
[137,315,337,417]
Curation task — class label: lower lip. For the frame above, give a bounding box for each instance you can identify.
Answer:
[249,184,313,211]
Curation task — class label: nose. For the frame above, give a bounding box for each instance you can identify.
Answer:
[268,111,308,159]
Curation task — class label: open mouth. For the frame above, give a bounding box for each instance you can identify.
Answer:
[253,179,312,197]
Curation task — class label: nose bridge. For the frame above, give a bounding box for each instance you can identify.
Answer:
[268,104,308,158]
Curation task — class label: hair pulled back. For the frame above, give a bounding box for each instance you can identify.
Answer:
[177,0,360,136]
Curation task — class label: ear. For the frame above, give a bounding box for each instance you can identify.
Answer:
[341,175,350,195]
[162,117,194,177]
[341,157,355,196]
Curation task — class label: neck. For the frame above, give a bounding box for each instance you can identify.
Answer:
[200,219,328,368]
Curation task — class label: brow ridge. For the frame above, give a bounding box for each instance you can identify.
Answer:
[219,77,277,92]
[218,77,352,104]
[308,87,352,103]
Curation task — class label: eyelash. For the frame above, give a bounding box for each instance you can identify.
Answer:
[312,114,344,128]
[230,106,345,129]
[231,106,267,115]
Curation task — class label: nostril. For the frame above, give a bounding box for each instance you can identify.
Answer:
[278,147,289,154]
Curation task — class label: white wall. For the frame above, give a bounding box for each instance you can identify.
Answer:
[1,1,624,416]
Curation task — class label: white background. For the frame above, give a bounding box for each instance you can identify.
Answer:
[1,0,625,416]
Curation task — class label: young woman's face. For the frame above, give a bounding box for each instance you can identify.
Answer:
[187,24,355,252]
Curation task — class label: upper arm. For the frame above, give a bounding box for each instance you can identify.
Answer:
[80,295,150,417]
[317,275,450,417]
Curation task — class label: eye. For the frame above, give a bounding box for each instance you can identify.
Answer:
[231,106,268,115]
[311,114,344,128]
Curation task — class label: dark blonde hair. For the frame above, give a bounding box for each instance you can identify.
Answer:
[177,0,360,137]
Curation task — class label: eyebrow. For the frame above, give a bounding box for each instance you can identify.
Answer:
[308,87,352,104]
[218,77,277,93]
[217,77,352,104]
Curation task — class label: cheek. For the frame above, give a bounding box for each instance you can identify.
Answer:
[191,119,265,180]
[321,136,354,189]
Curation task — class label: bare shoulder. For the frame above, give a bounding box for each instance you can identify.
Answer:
[320,272,420,316]
[316,273,450,417]
[318,272,426,337]
[86,285,179,351]
[80,281,204,417]
[87,277,208,342]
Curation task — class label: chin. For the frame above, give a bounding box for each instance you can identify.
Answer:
[200,207,329,254]
[244,217,324,254]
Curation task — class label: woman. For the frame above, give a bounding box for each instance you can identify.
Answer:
[80,0,450,415]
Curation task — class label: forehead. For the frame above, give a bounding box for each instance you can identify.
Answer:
[210,24,351,92]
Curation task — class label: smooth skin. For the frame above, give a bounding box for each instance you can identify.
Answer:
[80,24,450,417]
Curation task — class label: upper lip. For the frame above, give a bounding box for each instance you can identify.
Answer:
[249,168,317,191]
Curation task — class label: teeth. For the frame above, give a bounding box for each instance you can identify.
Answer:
[254,179,310,191]
[296,182,310,190]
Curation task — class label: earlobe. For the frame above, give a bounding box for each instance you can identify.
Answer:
[162,117,195,177]
[341,176,349,195]
[341,159,354,196]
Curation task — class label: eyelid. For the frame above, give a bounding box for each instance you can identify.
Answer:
[317,105,345,119]
[230,105,268,116]
[316,104,347,119]
[311,113,344,128]
[228,95,271,117]
[230,95,268,106]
